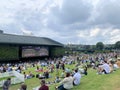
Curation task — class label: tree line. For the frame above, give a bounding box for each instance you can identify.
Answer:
[96,41,120,50]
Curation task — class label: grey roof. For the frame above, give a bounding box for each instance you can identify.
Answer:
[0,33,63,46]
[0,30,3,34]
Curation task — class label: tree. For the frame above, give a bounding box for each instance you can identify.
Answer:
[115,41,120,49]
[51,47,65,57]
[96,42,104,50]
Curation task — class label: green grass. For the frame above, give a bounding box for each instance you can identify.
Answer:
[1,64,120,90]
[0,76,15,81]
[76,69,120,90]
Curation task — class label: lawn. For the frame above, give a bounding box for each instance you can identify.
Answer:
[1,64,120,90]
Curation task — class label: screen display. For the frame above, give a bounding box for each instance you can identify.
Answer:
[22,46,49,57]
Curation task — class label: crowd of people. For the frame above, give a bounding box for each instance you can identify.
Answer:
[1,51,120,90]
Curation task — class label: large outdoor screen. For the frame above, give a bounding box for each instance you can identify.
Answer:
[22,46,49,57]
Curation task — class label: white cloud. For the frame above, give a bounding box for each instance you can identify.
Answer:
[77,30,89,38]
[77,28,100,38]
[0,15,15,24]
[90,28,100,37]
[76,27,120,44]
[36,29,60,38]
[0,0,120,44]
[110,29,120,36]
[21,28,33,36]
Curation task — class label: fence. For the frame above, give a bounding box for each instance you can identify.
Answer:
[0,71,25,87]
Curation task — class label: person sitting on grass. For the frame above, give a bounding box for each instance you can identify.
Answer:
[61,70,65,78]
[73,68,81,86]
[39,79,49,90]
[25,71,35,79]
[19,83,27,90]
[43,71,49,79]
[55,76,61,83]
[97,60,110,74]
[23,72,27,79]
[56,72,74,90]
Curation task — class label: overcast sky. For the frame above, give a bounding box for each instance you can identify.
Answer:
[0,0,120,45]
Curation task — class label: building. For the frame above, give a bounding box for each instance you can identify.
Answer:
[0,31,63,62]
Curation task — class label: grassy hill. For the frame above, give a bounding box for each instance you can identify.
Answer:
[1,64,120,90]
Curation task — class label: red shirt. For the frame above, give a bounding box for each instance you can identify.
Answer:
[39,85,49,90]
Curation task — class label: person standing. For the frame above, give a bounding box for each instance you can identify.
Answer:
[2,78,11,90]
[39,79,49,90]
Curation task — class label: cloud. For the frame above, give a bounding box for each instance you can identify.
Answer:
[93,0,120,26]
[0,0,120,44]
[49,0,93,25]
[90,28,100,37]
[21,28,33,36]
[77,28,120,44]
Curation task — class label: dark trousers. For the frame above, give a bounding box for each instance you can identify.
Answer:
[58,84,67,90]
[102,69,108,74]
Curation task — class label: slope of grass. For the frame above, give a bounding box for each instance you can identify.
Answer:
[1,64,120,90]
[50,68,120,90]
[72,69,120,90]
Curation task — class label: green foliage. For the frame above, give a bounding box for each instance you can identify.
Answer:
[51,47,65,57]
[0,76,15,81]
[96,42,104,50]
[115,41,120,49]
[0,45,19,60]
[94,50,112,53]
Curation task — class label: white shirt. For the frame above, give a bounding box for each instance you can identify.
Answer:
[73,72,81,85]
[102,63,110,73]
[59,76,73,89]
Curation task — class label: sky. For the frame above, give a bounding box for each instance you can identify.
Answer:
[0,0,120,45]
